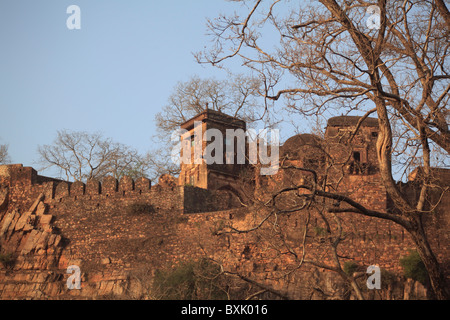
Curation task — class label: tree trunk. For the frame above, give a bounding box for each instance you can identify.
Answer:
[350,279,365,300]
[374,98,448,300]
[407,216,449,300]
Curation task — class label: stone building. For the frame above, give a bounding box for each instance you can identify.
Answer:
[259,115,388,212]
[178,109,248,206]
[0,111,448,300]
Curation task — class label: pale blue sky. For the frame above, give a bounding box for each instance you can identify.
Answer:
[0,0,253,176]
[1,1,442,183]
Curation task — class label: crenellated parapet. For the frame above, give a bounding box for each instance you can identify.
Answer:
[0,164,243,215]
[53,176,152,200]
[119,176,134,194]
[70,181,85,196]
[134,177,149,194]
[86,179,101,196]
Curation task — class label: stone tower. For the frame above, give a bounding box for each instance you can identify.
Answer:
[324,116,387,211]
[178,109,247,192]
[325,116,380,175]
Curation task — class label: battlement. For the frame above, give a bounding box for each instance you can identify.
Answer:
[0,164,63,186]
[52,176,152,200]
[0,164,236,215]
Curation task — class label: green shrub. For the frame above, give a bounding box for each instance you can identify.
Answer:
[313,226,327,237]
[0,252,14,268]
[127,202,155,215]
[152,259,228,300]
[380,268,397,288]
[343,261,359,276]
[400,249,428,285]
[210,220,227,235]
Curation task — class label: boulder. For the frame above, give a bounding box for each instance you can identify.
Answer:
[0,209,17,237]
[0,186,9,211]
[35,201,47,215]
[39,214,53,227]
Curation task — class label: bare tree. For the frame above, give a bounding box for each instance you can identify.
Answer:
[38,130,147,182]
[197,0,449,299]
[141,147,180,183]
[0,144,10,164]
[155,74,265,138]
[150,74,269,182]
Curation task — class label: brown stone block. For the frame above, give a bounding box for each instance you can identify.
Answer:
[119,175,134,193]
[0,185,8,211]
[135,177,151,193]
[13,273,28,282]
[103,176,118,195]
[39,214,53,226]
[0,209,18,236]
[55,182,70,199]
[21,229,40,254]
[23,220,35,232]
[35,232,50,251]
[35,201,47,215]
[47,282,62,296]
[86,179,101,195]
[71,181,85,196]
[33,272,49,283]
[14,211,32,231]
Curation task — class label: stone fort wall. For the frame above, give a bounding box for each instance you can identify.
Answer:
[0,163,448,299]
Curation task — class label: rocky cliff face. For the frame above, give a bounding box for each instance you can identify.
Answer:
[0,192,65,299]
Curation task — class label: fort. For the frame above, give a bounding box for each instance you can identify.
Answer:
[0,110,448,299]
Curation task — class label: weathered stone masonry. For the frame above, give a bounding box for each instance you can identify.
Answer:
[0,164,236,299]
[0,113,448,300]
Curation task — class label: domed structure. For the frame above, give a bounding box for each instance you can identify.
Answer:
[280,133,323,159]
